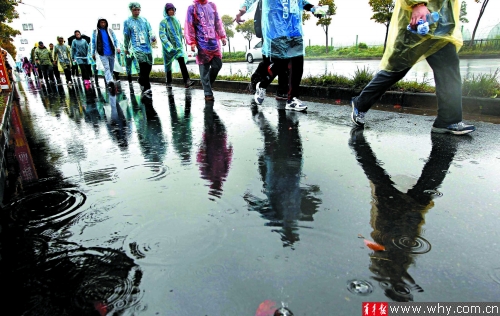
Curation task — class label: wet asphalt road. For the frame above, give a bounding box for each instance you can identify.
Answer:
[2,78,500,315]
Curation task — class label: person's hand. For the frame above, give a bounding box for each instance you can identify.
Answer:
[235,9,246,24]
[117,48,121,54]
[222,39,227,46]
[410,4,430,29]
[191,44,196,52]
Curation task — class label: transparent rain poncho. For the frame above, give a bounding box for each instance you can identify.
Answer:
[240,0,310,59]
[159,9,187,73]
[123,15,154,56]
[380,0,463,72]
[185,0,226,65]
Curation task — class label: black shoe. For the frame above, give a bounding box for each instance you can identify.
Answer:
[185,80,195,88]
[108,81,116,95]
[275,92,287,100]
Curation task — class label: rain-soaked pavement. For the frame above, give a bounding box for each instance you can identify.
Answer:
[2,78,500,315]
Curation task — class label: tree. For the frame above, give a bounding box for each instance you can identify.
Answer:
[470,0,490,46]
[368,0,395,53]
[313,0,337,53]
[459,1,469,24]
[221,15,235,55]
[236,19,255,50]
[0,0,21,58]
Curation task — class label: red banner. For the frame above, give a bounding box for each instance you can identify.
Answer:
[0,53,11,90]
[10,105,38,182]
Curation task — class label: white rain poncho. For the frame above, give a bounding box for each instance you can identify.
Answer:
[240,0,311,59]
[380,0,463,72]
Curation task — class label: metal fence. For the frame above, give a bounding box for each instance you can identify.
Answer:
[463,38,500,48]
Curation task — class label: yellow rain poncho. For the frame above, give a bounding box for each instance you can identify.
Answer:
[380,0,463,72]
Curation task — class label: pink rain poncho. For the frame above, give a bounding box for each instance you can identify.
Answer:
[184,0,226,65]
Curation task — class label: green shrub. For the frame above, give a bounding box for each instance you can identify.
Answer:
[462,69,500,98]
[352,67,374,89]
[358,42,368,49]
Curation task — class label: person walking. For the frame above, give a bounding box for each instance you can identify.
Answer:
[53,36,73,85]
[22,57,33,80]
[49,43,62,84]
[236,0,319,111]
[92,17,121,94]
[35,41,55,84]
[31,43,44,80]
[71,30,92,84]
[124,40,140,87]
[160,3,195,88]
[185,0,227,101]
[350,0,475,135]
[124,2,156,99]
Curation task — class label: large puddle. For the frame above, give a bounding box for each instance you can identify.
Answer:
[2,79,500,315]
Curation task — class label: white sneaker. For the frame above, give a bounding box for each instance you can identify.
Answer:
[254,82,266,105]
[286,98,307,111]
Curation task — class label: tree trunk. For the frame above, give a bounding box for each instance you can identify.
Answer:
[248,39,251,50]
[383,22,390,53]
[325,27,329,53]
[470,0,489,47]
[228,39,231,56]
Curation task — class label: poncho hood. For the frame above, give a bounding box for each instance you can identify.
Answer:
[97,18,109,29]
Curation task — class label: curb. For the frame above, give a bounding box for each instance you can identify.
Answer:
[120,75,500,116]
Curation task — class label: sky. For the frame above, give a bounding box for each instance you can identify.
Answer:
[10,0,500,60]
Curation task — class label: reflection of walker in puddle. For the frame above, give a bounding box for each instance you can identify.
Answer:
[245,108,321,249]
[348,129,459,301]
[197,103,233,199]
[168,89,193,165]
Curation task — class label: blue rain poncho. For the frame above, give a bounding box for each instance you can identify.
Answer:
[240,0,311,59]
[380,0,463,72]
[71,38,90,65]
[123,15,154,58]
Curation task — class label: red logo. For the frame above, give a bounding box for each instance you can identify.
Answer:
[363,302,389,316]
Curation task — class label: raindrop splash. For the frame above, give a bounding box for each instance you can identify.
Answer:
[9,189,87,228]
[423,190,443,197]
[392,236,432,254]
[347,280,374,296]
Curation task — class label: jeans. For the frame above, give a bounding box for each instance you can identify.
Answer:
[40,64,54,82]
[199,57,222,96]
[353,43,462,128]
[99,55,115,83]
[259,55,304,101]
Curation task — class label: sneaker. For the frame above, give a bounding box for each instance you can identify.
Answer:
[286,98,308,111]
[254,82,266,105]
[351,99,366,127]
[185,80,195,88]
[431,122,476,135]
[275,92,287,100]
[141,89,152,99]
[205,95,215,101]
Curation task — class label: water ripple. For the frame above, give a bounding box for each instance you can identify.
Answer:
[112,163,169,182]
[347,280,374,296]
[124,216,226,266]
[9,189,87,229]
[392,236,432,254]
